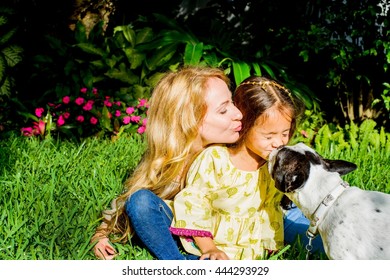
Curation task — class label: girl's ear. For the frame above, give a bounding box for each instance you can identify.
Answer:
[323,159,357,175]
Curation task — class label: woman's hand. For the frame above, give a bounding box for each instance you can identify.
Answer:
[93,237,117,260]
[200,248,229,260]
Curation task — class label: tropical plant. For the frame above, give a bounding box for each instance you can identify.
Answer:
[276,1,390,127]
[23,13,320,124]
[0,6,23,132]
[0,6,22,97]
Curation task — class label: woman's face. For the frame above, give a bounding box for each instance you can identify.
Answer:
[246,108,292,160]
[199,77,243,146]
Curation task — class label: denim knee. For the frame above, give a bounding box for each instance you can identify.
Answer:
[125,189,154,217]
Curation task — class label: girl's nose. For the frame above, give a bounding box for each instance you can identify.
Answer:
[272,137,284,148]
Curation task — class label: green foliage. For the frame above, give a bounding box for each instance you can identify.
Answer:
[294,119,390,194]
[278,1,389,126]
[27,21,165,108]
[372,81,390,120]
[23,13,320,132]
[0,6,22,97]
[0,6,23,132]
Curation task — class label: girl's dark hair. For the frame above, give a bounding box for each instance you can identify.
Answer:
[232,76,304,147]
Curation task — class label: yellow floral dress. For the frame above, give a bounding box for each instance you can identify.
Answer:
[170,145,284,260]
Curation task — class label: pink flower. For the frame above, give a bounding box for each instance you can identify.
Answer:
[63,112,70,119]
[76,115,85,123]
[80,88,88,94]
[90,117,98,125]
[130,115,141,123]
[142,118,147,126]
[123,116,131,124]
[75,97,85,105]
[92,88,98,95]
[62,96,70,104]
[104,99,112,107]
[35,107,45,118]
[126,107,135,115]
[301,130,309,138]
[35,120,46,135]
[83,100,94,111]
[137,99,148,108]
[57,115,65,126]
[137,126,146,134]
[48,103,61,109]
[115,101,121,106]
[21,127,33,137]
[114,110,121,117]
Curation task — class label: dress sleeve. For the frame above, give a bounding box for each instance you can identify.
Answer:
[170,146,224,239]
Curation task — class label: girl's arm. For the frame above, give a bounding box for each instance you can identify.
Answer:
[193,237,229,260]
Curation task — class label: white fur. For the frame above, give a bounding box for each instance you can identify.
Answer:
[269,143,390,260]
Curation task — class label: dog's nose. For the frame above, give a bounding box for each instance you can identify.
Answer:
[276,145,285,151]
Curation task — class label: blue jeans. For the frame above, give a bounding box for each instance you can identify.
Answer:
[283,205,324,253]
[126,189,324,260]
[126,189,199,260]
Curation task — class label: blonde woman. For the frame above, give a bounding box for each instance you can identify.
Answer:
[92,66,243,260]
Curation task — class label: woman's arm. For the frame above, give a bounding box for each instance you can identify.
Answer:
[91,199,120,260]
[91,222,117,260]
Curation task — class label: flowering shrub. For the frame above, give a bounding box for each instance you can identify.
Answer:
[21,87,148,139]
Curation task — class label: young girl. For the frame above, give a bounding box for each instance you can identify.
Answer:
[169,76,313,260]
[92,66,243,260]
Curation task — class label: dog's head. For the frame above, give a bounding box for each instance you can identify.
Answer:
[268,143,357,194]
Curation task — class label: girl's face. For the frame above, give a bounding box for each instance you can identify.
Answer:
[199,77,243,146]
[246,107,292,160]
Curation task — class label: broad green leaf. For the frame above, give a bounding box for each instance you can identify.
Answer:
[184,42,203,65]
[145,44,178,71]
[0,27,17,45]
[135,27,154,45]
[260,63,276,78]
[232,61,250,85]
[75,43,105,57]
[3,45,23,67]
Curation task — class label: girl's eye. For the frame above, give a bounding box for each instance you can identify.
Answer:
[220,109,227,114]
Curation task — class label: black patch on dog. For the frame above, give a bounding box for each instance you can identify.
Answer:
[271,149,310,193]
[304,151,322,166]
[322,158,357,175]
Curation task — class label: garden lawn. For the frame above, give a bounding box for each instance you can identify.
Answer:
[0,123,389,260]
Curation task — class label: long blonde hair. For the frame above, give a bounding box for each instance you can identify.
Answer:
[106,66,230,242]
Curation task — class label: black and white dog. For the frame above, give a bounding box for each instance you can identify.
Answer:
[268,143,390,260]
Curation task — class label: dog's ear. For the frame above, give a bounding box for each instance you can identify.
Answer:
[323,159,357,175]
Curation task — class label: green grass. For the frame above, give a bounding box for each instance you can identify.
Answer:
[0,121,389,260]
